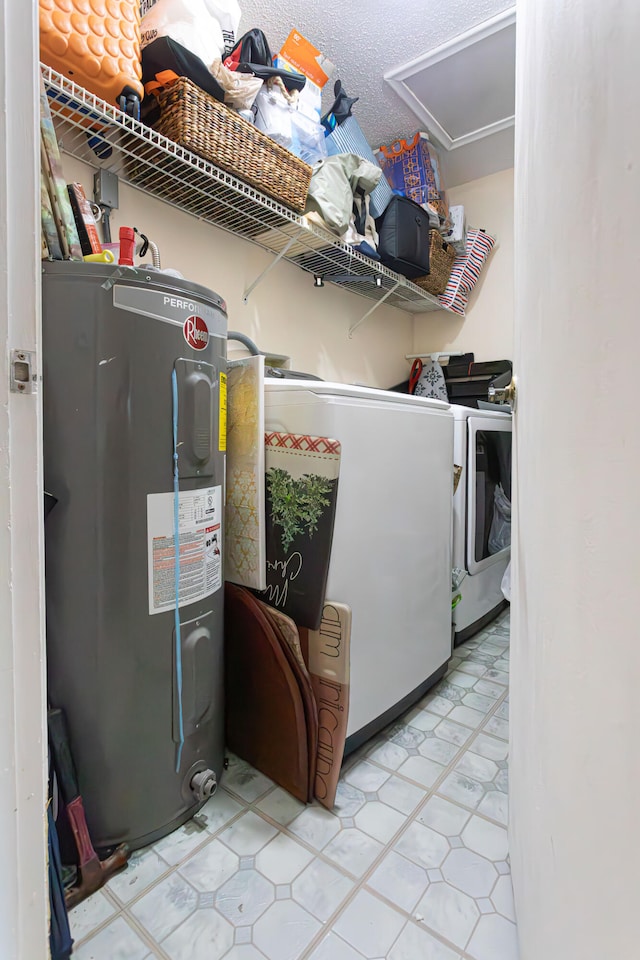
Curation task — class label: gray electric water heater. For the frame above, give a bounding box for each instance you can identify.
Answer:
[43,261,227,852]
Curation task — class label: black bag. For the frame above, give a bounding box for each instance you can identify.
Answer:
[236,62,306,91]
[224,28,306,92]
[223,28,307,93]
[375,196,431,279]
[141,37,225,127]
[224,27,273,68]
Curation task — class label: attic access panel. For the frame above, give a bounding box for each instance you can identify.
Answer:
[384,7,516,152]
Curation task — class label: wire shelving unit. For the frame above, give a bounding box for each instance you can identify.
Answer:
[42,64,453,331]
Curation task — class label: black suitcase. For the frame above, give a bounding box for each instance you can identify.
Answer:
[375,196,430,279]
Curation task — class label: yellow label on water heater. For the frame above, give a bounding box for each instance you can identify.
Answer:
[219,372,227,451]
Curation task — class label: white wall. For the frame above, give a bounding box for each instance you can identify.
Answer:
[511,1,640,957]
[413,167,514,362]
[62,156,413,388]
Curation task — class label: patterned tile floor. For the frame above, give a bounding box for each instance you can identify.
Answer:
[70,610,516,960]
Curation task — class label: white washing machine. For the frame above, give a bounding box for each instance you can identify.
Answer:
[264,380,454,753]
[452,404,512,644]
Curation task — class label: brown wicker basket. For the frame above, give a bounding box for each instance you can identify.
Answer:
[414,231,456,296]
[151,78,312,212]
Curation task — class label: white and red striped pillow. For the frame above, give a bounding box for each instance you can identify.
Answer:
[438,228,496,316]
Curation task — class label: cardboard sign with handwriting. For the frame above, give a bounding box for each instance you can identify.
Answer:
[308,601,351,809]
[256,433,341,630]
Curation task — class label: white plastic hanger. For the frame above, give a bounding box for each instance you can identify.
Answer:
[405,351,465,363]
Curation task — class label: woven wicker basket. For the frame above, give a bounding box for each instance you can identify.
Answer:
[152,78,312,213]
[414,231,456,296]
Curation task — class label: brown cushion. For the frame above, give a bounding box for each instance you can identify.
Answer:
[224,583,309,802]
[258,602,318,803]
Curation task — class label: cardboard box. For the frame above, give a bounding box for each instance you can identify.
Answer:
[279,30,334,88]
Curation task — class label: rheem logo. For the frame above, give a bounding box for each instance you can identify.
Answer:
[183,316,209,350]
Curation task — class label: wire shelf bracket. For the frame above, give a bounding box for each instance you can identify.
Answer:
[349,282,401,338]
[242,231,305,303]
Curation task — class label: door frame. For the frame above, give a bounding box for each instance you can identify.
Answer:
[0,1,49,956]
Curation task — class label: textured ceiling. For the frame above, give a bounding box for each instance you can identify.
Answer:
[238,0,514,154]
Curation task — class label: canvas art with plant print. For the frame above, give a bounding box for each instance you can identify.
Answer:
[258,433,342,630]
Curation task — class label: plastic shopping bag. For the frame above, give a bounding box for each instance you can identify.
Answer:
[203,0,241,52]
[141,0,225,67]
[253,81,296,149]
[254,80,327,164]
[488,484,512,555]
[291,111,328,165]
[141,0,241,51]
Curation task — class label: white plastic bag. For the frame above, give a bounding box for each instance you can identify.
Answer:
[290,110,327,165]
[254,83,295,149]
[141,0,225,66]
[253,81,327,164]
[202,0,241,51]
[141,0,241,50]
[488,483,511,555]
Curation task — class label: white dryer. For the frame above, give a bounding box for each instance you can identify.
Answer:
[264,381,454,754]
[452,404,512,644]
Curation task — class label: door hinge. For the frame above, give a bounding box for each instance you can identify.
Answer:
[10,350,38,395]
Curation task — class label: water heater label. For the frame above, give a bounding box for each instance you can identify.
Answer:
[183,315,209,350]
[112,286,226,338]
[147,485,222,616]
[219,372,227,451]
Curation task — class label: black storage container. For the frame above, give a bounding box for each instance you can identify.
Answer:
[444,359,513,408]
[375,196,431,279]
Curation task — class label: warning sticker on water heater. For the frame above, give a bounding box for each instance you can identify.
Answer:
[147,486,222,616]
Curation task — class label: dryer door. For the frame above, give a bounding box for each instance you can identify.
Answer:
[466,416,512,575]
